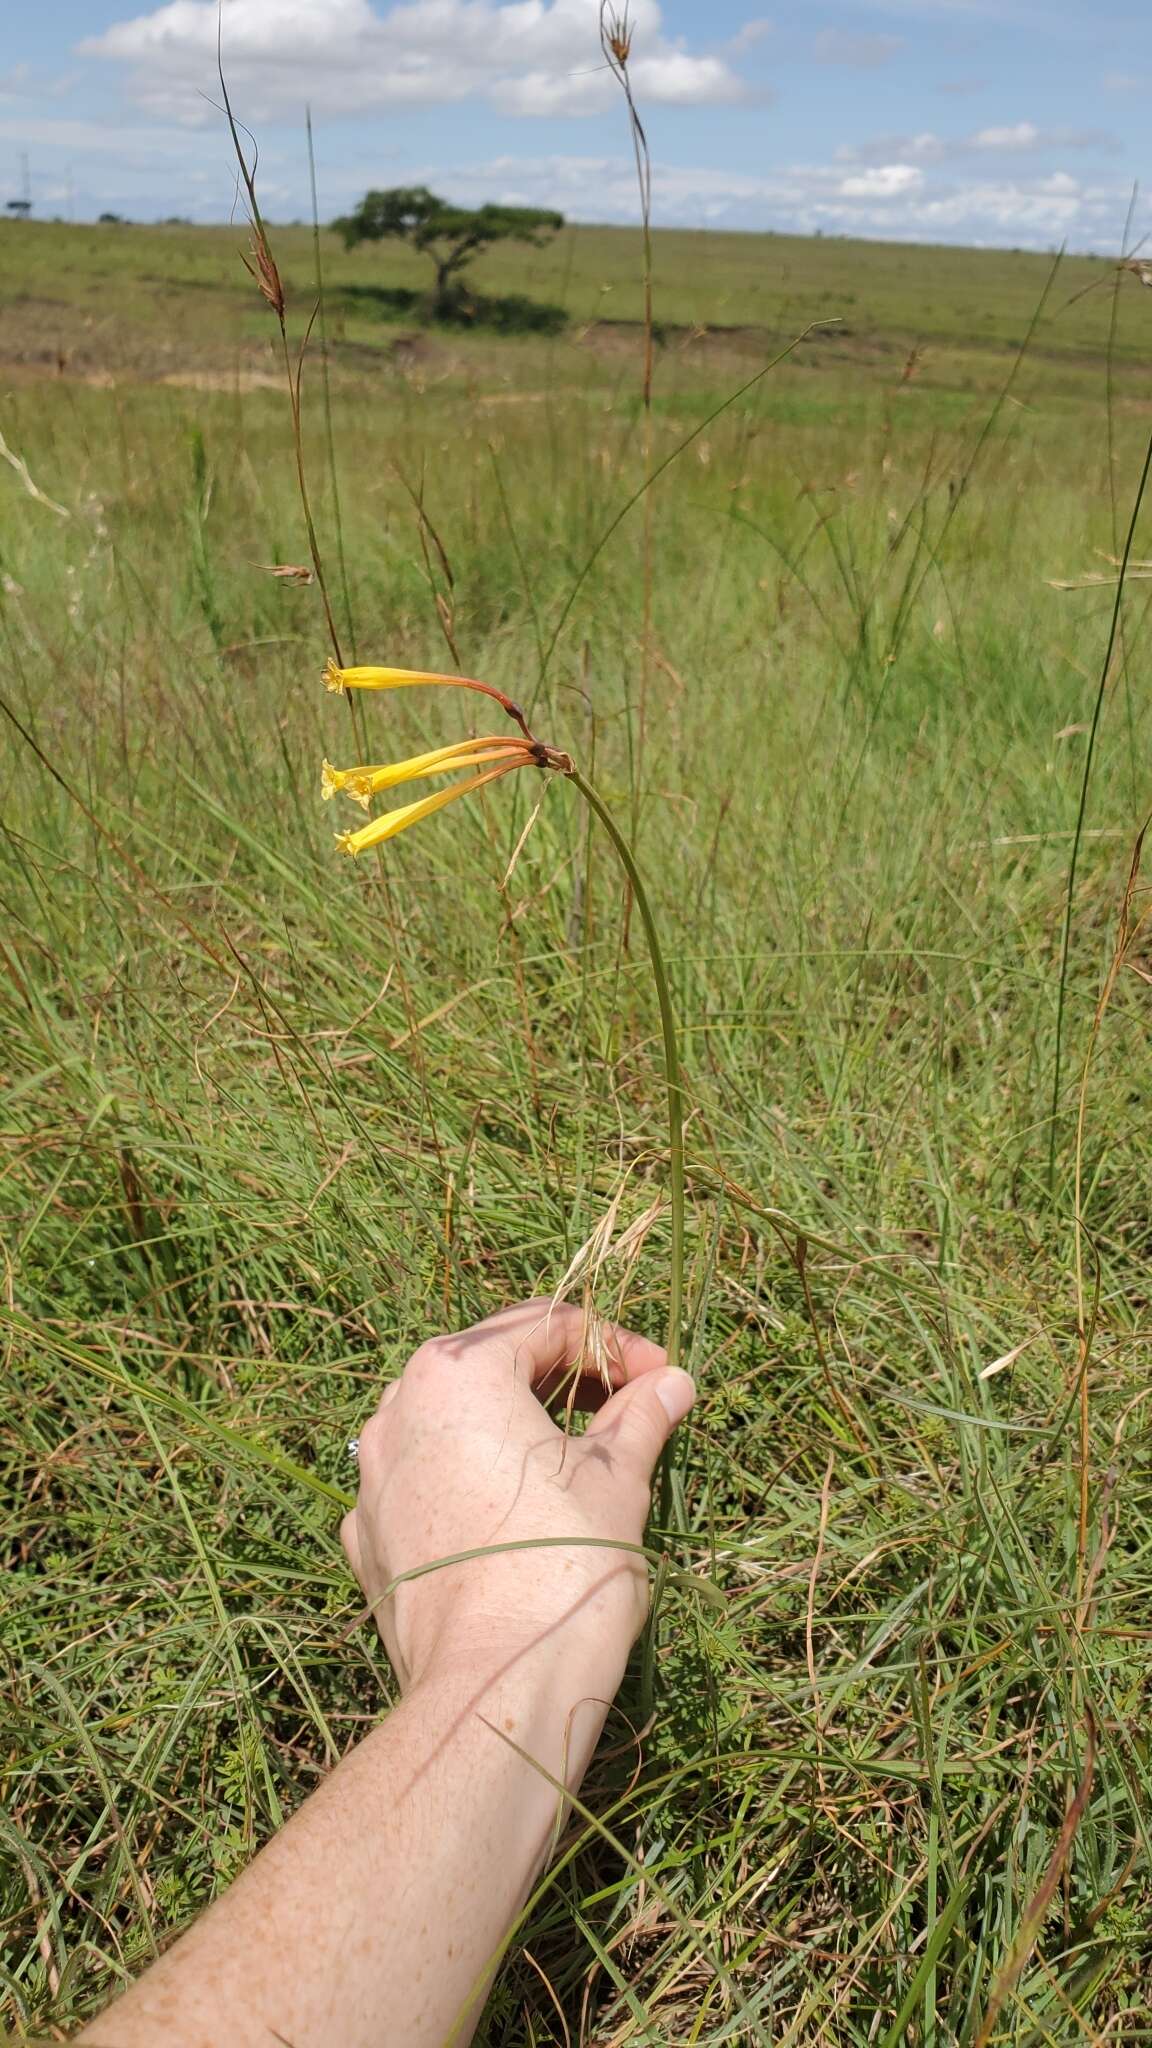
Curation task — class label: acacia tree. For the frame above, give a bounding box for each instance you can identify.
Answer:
[332,186,564,317]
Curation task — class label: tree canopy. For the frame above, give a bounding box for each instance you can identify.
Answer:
[332,186,564,316]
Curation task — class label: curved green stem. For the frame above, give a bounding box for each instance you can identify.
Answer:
[566,766,684,1375]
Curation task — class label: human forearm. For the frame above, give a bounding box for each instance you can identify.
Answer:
[78,1632,620,2048]
[78,1301,694,2047]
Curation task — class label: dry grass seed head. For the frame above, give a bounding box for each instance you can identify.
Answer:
[548,1186,666,1416]
[601,2,634,69]
[241,227,286,321]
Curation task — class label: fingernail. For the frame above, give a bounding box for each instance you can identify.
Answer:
[655,1369,696,1425]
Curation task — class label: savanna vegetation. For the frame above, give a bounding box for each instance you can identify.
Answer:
[3,197,1152,2042]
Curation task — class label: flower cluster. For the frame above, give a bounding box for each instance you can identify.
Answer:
[321,662,570,856]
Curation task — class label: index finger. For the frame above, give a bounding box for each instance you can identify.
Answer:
[439,1296,668,1402]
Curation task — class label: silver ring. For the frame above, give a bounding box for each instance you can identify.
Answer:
[346,1436,360,1462]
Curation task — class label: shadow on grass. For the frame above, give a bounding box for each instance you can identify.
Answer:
[336,282,569,336]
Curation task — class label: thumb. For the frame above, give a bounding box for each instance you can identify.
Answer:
[585,1367,695,1478]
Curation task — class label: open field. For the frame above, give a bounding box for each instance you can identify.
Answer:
[3,217,1148,391]
[4,214,1152,2041]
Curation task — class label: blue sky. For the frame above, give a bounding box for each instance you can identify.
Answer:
[2,1,1150,250]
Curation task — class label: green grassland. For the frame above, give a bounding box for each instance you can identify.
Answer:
[3,212,1152,2041]
[3,215,1146,385]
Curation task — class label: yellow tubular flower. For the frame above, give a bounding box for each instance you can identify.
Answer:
[322,657,527,728]
[326,659,484,694]
[322,738,528,809]
[336,763,521,857]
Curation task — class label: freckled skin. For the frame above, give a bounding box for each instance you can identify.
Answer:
[77,1299,694,2048]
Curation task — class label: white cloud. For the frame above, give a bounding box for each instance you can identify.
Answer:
[0,114,1139,245]
[0,111,244,216]
[0,114,209,156]
[0,63,78,103]
[813,29,902,67]
[838,163,923,197]
[79,0,751,120]
[727,17,773,54]
[839,122,1120,166]
[971,120,1038,149]
[837,132,946,165]
[432,149,1139,249]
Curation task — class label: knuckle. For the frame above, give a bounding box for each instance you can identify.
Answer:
[358,1409,386,1458]
[406,1336,451,1381]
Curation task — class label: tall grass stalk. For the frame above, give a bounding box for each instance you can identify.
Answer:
[1047,425,1152,1191]
[601,4,655,861]
[217,52,345,670]
[566,765,684,1378]
[305,106,356,665]
[1071,813,1151,1618]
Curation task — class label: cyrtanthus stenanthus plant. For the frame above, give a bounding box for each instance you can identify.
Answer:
[218,51,688,1453]
[319,657,687,1393]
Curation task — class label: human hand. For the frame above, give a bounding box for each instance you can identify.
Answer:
[341,1299,695,1697]
[79,1311,693,2048]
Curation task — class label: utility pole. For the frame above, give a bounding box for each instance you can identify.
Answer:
[6,152,32,217]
